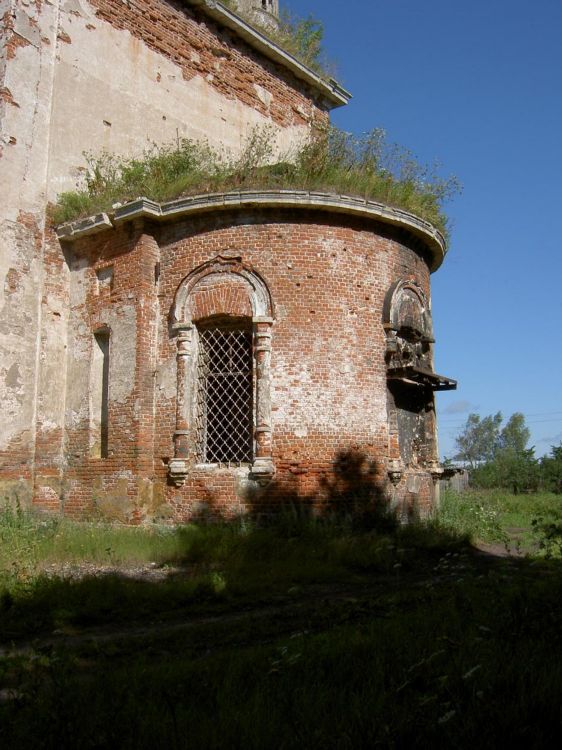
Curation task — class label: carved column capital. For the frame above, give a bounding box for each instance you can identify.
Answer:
[427,460,444,484]
[388,458,403,486]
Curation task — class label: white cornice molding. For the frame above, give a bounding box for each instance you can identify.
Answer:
[56,190,447,271]
[184,0,351,108]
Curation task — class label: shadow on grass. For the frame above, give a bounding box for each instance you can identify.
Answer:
[0,450,464,638]
[1,453,562,748]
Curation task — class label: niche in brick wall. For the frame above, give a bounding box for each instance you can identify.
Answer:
[90,330,110,458]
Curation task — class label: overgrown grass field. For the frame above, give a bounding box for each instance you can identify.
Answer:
[438,488,562,555]
[1,491,561,748]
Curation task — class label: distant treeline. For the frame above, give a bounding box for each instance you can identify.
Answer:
[450,412,562,494]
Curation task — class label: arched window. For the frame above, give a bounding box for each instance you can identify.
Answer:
[168,255,274,485]
[383,279,455,479]
[383,279,455,391]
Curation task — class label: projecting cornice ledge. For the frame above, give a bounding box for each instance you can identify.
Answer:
[184,0,351,108]
[56,191,447,271]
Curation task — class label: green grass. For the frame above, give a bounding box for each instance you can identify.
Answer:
[52,126,460,238]
[438,489,509,544]
[1,553,561,748]
[1,496,561,748]
[0,504,185,574]
[0,503,465,637]
[439,489,562,555]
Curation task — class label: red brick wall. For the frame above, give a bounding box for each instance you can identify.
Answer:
[1,0,335,514]
[50,210,438,522]
[190,274,254,320]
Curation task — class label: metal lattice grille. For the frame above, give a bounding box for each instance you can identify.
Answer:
[195,327,253,464]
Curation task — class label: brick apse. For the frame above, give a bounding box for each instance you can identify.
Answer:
[52,192,456,522]
[1,1,455,522]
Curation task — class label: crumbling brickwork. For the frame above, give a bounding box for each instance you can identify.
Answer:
[88,0,326,130]
[47,200,445,522]
[0,0,343,510]
[1,1,451,522]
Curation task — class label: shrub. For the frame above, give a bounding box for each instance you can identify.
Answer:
[540,444,562,493]
[437,490,507,543]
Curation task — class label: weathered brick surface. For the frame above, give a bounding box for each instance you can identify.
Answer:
[45,209,439,522]
[1,0,335,511]
[1,2,442,522]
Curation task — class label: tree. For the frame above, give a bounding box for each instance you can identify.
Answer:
[454,412,502,468]
[498,412,530,453]
[494,447,539,494]
[493,412,535,493]
[455,411,538,493]
[540,444,562,493]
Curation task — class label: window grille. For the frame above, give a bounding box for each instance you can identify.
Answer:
[195,327,253,464]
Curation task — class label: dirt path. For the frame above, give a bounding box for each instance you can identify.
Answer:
[0,543,531,660]
[473,527,539,559]
[0,579,411,658]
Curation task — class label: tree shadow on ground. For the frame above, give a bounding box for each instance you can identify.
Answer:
[2,455,562,750]
[0,449,453,643]
[238,448,397,530]
[1,499,562,750]
[2,449,561,646]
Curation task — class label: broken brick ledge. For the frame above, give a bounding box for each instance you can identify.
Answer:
[55,190,447,271]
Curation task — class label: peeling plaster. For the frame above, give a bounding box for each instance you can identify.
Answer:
[5,362,21,388]
[0,218,43,450]
[13,8,41,48]
[46,3,311,200]
[0,0,370,519]
[103,305,137,405]
[156,356,177,401]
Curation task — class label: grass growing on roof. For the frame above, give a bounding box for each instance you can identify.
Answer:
[52,127,460,238]
[220,1,334,78]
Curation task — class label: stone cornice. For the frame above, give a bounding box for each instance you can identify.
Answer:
[184,1,351,108]
[56,190,447,271]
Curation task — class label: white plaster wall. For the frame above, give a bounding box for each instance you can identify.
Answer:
[64,256,90,430]
[0,0,313,467]
[0,220,42,449]
[47,0,310,199]
[0,1,59,218]
[0,0,13,135]
[0,0,60,458]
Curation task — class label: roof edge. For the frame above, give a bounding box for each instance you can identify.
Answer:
[56,190,447,271]
[185,0,351,108]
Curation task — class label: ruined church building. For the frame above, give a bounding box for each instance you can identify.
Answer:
[1,0,456,522]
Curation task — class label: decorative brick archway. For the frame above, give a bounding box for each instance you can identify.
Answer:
[168,254,275,486]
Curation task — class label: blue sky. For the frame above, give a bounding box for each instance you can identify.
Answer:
[289,0,562,457]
